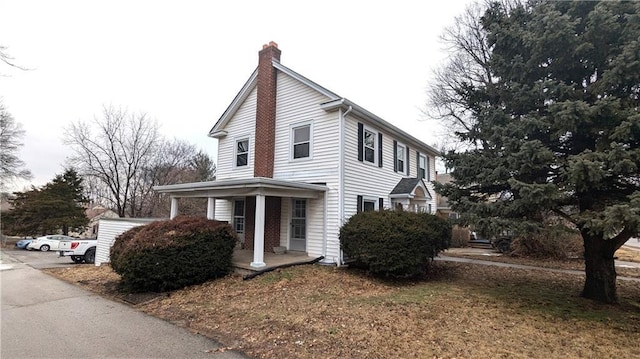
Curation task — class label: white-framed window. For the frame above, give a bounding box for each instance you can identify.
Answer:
[235,138,249,167]
[396,142,407,174]
[419,154,427,179]
[363,198,377,212]
[363,128,377,164]
[291,122,312,160]
[357,195,380,213]
[233,198,245,234]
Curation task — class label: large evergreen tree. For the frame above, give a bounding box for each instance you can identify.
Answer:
[3,168,88,236]
[433,1,640,303]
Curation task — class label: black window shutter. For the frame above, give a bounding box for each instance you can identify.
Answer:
[393,140,398,172]
[406,146,410,175]
[357,123,364,162]
[378,133,383,167]
[416,150,421,178]
[357,195,363,213]
[378,198,384,210]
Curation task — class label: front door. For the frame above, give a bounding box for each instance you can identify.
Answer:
[290,198,306,251]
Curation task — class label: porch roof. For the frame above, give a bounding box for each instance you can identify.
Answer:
[389,177,432,199]
[153,177,328,199]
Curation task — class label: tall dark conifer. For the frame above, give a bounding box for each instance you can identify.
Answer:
[434,1,640,303]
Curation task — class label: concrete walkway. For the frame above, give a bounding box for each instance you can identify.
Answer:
[439,247,640,283]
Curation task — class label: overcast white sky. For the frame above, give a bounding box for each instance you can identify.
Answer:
[1,0,473,192]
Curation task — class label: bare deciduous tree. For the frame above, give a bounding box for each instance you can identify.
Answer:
[0,45,30,76]
[426,0,522,153]
[65,105,160,217]
[0,99,32,191]
[130,140,216,218]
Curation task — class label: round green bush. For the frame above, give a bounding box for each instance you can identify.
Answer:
[340,210,451,278]
[110,216,237,292]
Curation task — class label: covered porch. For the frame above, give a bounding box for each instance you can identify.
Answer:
[153,177,328,269]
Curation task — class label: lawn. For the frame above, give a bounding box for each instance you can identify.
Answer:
[45,256,640,359]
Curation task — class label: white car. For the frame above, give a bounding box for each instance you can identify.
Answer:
[26,235,75,252]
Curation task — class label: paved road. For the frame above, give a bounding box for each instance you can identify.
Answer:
[1,249,249,359]
[624,237,640,250]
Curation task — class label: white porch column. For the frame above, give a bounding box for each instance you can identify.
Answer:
[170,197,178,219]
[207,197,216,220]
[251,194,266,268]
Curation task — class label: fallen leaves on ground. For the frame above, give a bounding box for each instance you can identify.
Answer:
[45,256,640,359]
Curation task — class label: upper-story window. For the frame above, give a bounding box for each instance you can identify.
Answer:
[236,138,249,167]
[291,123,311,160]
[364,129,376,163]
[419,154,427,179]
[358,123,383,167]
[396,142,406,174]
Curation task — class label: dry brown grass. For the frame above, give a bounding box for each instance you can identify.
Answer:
[45,257,640,359]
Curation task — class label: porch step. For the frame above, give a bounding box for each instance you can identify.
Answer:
[468,240,493,249]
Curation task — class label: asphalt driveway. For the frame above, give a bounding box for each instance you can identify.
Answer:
[0,249,249,359]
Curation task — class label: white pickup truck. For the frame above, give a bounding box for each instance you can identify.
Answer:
[58,238,97,264]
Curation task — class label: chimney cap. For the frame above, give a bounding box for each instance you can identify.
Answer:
[263,41,278,49]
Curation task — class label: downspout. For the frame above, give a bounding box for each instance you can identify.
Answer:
[322,190,328,260]
[337,104,352,266]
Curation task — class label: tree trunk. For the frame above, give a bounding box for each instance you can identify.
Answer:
[581,234,618,303]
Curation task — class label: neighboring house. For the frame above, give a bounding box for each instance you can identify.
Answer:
[70,205,119,238]
[154,42,439,268]
[434,172,459,220]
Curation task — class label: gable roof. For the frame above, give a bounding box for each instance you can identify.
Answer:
[390,177,432,199]
[208,59,340,138]
[207,55,440,156]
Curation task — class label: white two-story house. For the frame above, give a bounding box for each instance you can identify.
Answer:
[154,42,439,269]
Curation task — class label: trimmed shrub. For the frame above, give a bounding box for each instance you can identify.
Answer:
[340,210,451,278]
[509,225,583,259]
[110,216,237,292]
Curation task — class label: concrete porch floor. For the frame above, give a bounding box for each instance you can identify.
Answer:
[232,249,322,276]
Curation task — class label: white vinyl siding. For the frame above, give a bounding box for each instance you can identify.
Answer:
[270,73,340,261]
[95,218,162,266]
[215,199,232,222]
[215,88,257,180]
[343,115,437,219]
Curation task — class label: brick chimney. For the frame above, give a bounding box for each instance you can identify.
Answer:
[254,41,281,178]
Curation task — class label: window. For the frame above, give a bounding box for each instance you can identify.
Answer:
[364,129,376,163]
[357,195,382,213]
[358,123,383,167]
[426,156,430,181]
[236,139,249,167]
[396,143,406,174]
[363,199,376,212]
[419,154,426,179]
[233,199,245,234]
[292,124,311,159]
